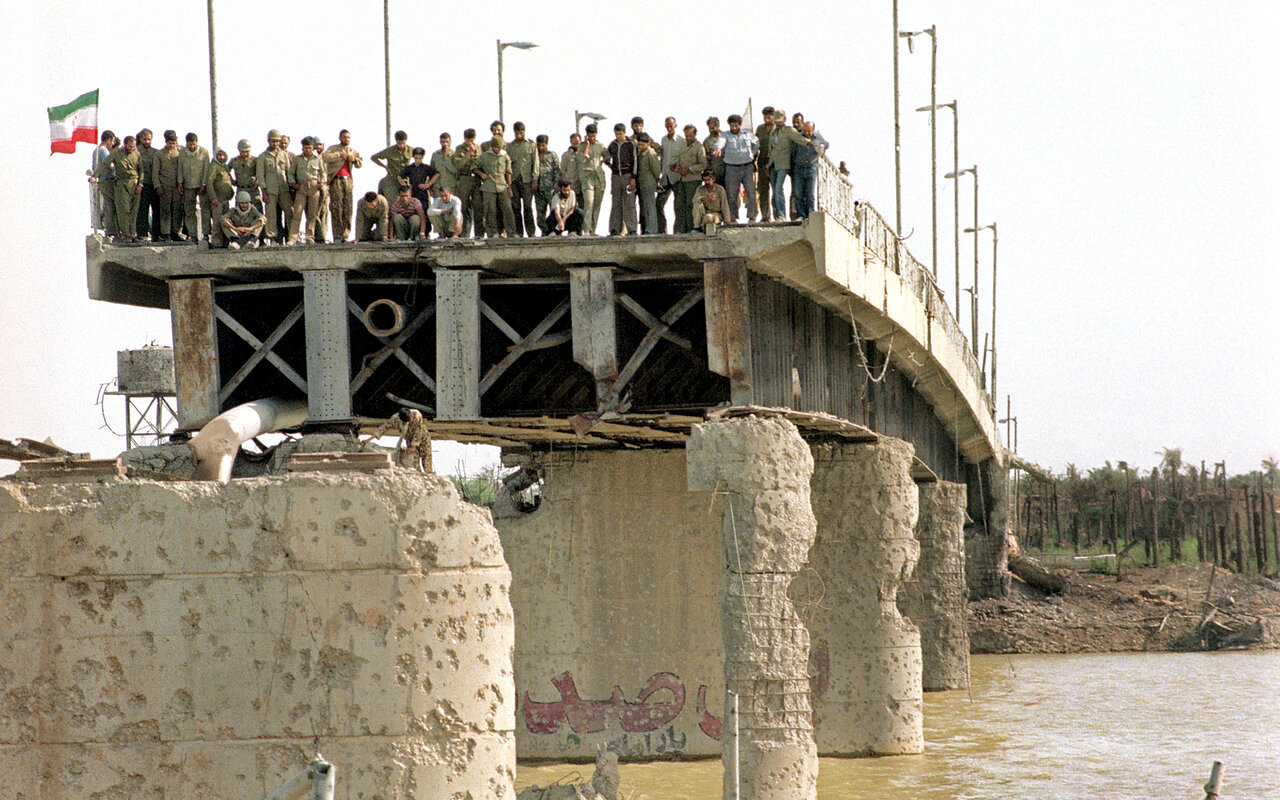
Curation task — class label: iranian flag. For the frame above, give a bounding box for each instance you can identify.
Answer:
[48,89,99,154]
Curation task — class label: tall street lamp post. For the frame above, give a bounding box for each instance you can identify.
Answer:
[923,101,958,318]
[497,40,538,127]
[207,0,218,152]
[946,164,978,356]
[965,221,998,401]
[903,26,937,279]
[575,110,606,135]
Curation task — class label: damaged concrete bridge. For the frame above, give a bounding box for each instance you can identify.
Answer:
[78,186,1007,798]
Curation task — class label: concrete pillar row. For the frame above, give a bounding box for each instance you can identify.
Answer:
[900,480,971,690]
[687,416,819,800]
[802,438,923,756]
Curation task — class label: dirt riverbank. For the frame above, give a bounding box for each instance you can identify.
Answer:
[968,561,1280,654]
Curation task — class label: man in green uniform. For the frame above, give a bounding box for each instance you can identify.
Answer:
[230,139,259,212]
[152,131,182,241]
[288,136,326,245]
[559,133,582,213]
[134,129,159,240]
[533,134,560,236]
[311,135,331,243]
[177,132,210,241]
[322,129,362,243]
[451,129,484,238]
[90,135,142,241]
[90,130,117,238]
[356,191,392,242]
[476,136,516,238]
[206,149,236,247]
[754,106,776,222]
[672,124,708,234]
[634,133,662,235]
[255,130,292,245]
[767,110,813,221]
[222,190,266,249]
[576,124,607,235]
[372,130,413,203]
[507,122,537,237]
[693,169,731,233]
[430,132,458,195]
[704,117,726,186]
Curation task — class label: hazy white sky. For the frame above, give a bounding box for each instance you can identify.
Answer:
[1,0,1276,476]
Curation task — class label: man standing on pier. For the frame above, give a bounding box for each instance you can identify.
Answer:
[605,123,638,236]
[323,131,362,242]
[507,122,537,237]
[256,130,292,244]
[177,132,210,241]
[722,114,759,223]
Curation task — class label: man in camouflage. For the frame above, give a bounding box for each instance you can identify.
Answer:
[365,408,432,473]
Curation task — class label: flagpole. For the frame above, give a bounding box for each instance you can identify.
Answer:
[207,0,218,152]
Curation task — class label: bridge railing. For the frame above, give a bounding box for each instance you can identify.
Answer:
[815,155,983,389]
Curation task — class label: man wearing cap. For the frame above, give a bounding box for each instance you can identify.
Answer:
[230,139,260,212]
[428,186,464,238]
[722,114,760,223]
[507,122,537,237]
[475,136,516,237]
[451,129,483,238]
[672,124,707,234]
[533,134,560,236]
[356,191,392,242]
[91,130,117,237]
[575,124,607,235]
[703,117,727,187]
[134,129,159,240]
[323,129,362,242]
[634,133,662,235]
[89,135,142,242]
[391,185,427,240]
[372,130,413,203]
[767,110,814,221]
[222,191,266,249]
[177,132,211,240]
[656,116,685,234]
[754,106,776,222]
[152,130,182,241]
[693,169,730,233]
[206,148,236,246]
[288,136,326,245]
[256,130,292,244]
[604,122,638,236]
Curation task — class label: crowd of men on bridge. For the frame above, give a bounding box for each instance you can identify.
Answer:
[89,107,834,248]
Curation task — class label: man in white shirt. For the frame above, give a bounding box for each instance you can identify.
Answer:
[656,116,685,234]
[428,186,464,238]
[546,181,583,235]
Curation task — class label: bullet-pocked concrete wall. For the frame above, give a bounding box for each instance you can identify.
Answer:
[798,439,923,756]
[0,473,515,800]
[899,481,970,691]
[495,449,725,761]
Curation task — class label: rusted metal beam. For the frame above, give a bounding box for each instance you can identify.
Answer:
[213,305,308,395]
[702,259,753,404]
[614,286,704,393]
[616,293,692,350]
[479,299,571,395]
[169,278,221,428]
[347,298,436,394]
[217,303,304,404]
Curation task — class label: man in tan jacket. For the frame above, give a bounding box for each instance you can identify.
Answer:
[323,129,362,242]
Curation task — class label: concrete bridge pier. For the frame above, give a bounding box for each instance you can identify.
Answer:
[687,416,819,800]
[803,438,923,756]
[899,481,970,690]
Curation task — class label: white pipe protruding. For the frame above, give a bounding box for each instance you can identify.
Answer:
[189,397,309,484]
[262,755,334,800]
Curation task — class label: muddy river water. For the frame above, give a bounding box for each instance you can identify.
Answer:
[518,651,1280,799]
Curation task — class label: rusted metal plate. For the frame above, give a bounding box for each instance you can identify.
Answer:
[286,451,392,472]
[703,259,753,404]
[434,269,481,420]
[17,458,126,482]
[168,278,220,429]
